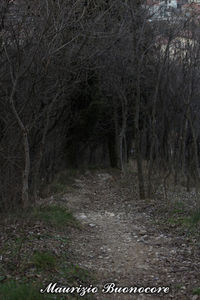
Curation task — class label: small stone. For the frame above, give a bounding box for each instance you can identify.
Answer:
[181,286,186,290]
[139,229,147,235]
[105,212,115,217]
[77,213,87,220]
[89,223,96,227]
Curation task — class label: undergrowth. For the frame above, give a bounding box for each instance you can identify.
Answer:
[32,251,57,271]
[33,205,79,229]
[0,280,53,300]
[0,197,94,300]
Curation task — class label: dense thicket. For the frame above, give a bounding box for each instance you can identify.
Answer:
[1,0,200,210]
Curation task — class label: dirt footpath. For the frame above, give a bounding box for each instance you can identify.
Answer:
[64,171,200,300]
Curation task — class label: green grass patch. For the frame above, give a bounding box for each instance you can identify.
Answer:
[60,264,95,285]
[166,206,200,236]
[173,201,185,208]
[193,287,200,295]
[166,201,200,228]
[32,251,56,271]
[172,208,185,214]
[0,280,53,300]
[189,210,200,226]
[33,205,78,229]
[171,201,186,214]
[168,216,191,226]
[0,279,96,300]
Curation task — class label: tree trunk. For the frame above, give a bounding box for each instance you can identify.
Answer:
[22,130,30,208]
[113,99,120,168]
[135,68,145,199]
[32,93,59,201]
[9,78,30,208]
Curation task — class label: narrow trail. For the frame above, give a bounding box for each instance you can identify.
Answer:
[64,171,199,300]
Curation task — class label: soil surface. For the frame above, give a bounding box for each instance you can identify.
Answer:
[64,171,200,300]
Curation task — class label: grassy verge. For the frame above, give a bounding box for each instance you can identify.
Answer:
[165,202,200,234]
[0,280,53,300]
[33,205,79,229]
[0,201,95,300]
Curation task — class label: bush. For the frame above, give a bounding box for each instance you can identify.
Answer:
[0,280,52,300]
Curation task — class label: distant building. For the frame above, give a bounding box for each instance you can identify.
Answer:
[145,0,200,20]
[146,0,179,20]
[188,0,200,3]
